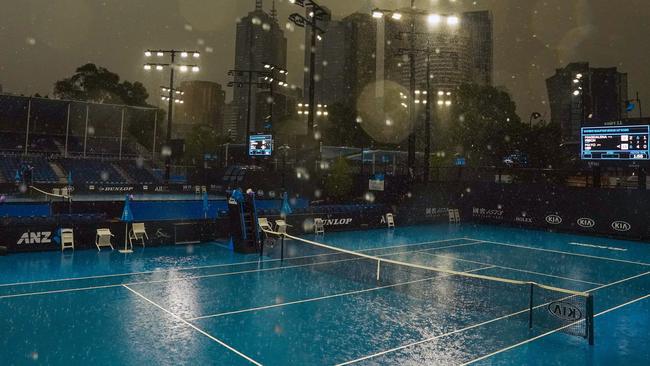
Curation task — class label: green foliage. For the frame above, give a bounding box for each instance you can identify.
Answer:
[322,102,371,147]
[183,123,230,164]
[447,84,524,166]
[324,157,354,201]
[54,63,149,106]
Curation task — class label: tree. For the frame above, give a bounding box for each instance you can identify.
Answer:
[322,102,371,147]
[446,84,524,166]
[183,123,230,164]
[54,63,149,106]
[520,121,572,169]
[324,157,354,201]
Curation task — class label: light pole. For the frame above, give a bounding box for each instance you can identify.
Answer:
[288,0,329,143]
[144,49,200,183]
[372,5,460,180]
[227,69,273,153]
[262,62,289,134]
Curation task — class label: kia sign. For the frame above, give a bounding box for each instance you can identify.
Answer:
[548,301,583,322]
[611,221,631,232]
[577,218,595,228]
[545,215,562,225]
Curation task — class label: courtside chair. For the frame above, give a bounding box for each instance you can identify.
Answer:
[386,213,396,228]
[61,228,74,251]
[95,228,115,251]
[129,223,149,248]
[314,218,325,235]
[275,220,292,235]
[449,209,461,224]
[258,218,274,233]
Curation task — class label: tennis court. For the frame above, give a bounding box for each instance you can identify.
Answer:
[1,224,649,365]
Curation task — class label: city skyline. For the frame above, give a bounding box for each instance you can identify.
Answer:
[0,0,649,122]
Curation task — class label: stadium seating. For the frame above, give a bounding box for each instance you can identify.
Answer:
[59,158,127,185]
[115,160,161,184]
[0,155,59,183]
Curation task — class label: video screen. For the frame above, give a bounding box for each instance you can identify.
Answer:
[249,135,273,156]
[581,125,649,160]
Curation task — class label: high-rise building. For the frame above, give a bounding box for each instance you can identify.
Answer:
[304,12,377,107]
[173,81,225,139]
[232,0,287,142]
[223,102,238,141]
[547,62,628,143]
[385,10,492,94]
[308,10,493,108]
[463,11,493,86]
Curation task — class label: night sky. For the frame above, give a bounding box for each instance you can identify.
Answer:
[1,0,648,120]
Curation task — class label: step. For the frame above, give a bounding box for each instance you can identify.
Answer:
[112,164,133,184]
[49,162,68,184]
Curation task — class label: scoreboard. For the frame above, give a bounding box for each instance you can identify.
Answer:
[249,135,273,156]
[581,125,650,160]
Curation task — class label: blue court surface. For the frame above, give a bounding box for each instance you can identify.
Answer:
[1,224,649,365]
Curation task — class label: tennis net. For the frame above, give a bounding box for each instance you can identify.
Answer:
[269,233,594,345]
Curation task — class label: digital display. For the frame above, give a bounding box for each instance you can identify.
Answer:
[249,135,273,156]
[581,125,649,160]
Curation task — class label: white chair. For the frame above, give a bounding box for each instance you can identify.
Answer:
[449,209,461,224]
[61,228,74,251]
[258,218,274,233]
[386,213,395,228]
[95,228,115,251]
[314,218,325,235]
[195,186,201,195]
[201,186,207,193]
[129,223,148,248]
[275,220,292,235]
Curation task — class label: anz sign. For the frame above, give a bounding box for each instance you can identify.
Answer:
[17,231,53,245]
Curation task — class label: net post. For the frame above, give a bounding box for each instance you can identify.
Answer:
[280,234,285,262]
[528,283,534,329]
[587,293,594,345]
[376,259,381,282]
[259,237,264,258]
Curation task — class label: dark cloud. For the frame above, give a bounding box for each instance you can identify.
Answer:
[0,0,648,119]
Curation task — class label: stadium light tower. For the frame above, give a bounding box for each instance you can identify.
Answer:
[372,1,460,181]
[262,62,289,134]
[144,49,200,183]
[288,0,329,144]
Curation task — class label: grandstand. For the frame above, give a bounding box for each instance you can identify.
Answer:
[0,93,162,187]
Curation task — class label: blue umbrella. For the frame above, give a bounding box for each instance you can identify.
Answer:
[120,194,134,253]
[202,191,210,219]
[14,170,21,183]
[280,192,293,217]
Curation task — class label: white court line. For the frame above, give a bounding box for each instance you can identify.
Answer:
[0,240,484,300]
[0,237,469,288]
[416,251,604,286]
[470,238,650,267]
[337,270,650,365]
[188,265,497,321]
[462,292,650,365]
[569,242,627,252]
[122,285,261,366]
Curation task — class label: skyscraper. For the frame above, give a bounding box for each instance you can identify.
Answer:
[174,81,225,139]
[547,62,628,143]
[463,11,493,86]
[304,12,377,107]
[232,0,287,142]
